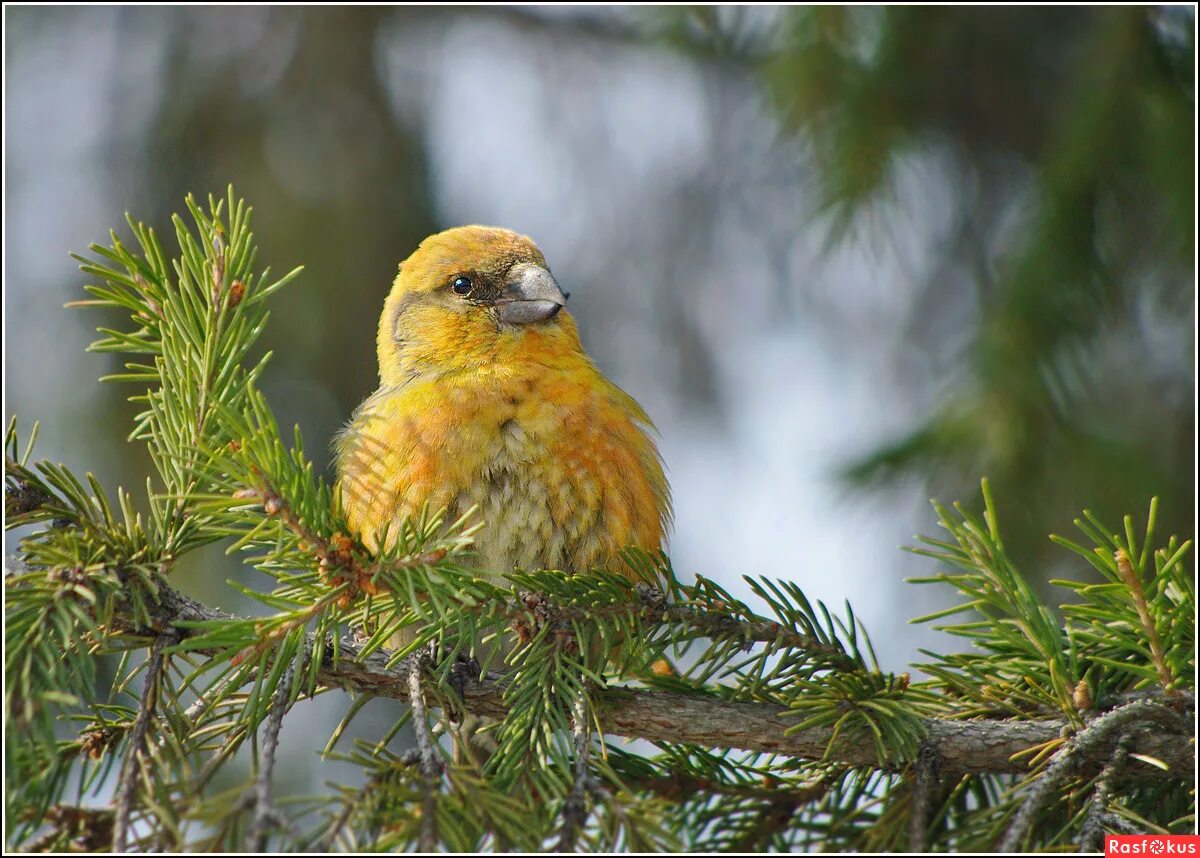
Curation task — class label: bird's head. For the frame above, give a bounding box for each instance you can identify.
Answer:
[377,225,582,384]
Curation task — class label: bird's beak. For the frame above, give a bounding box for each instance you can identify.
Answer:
[497,263,567,325]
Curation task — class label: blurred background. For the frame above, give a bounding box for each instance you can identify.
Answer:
[5,4,1195,810]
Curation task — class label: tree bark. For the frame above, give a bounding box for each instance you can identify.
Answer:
[133,580,1194,778]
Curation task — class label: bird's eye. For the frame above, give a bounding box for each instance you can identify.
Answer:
[450,276,473,296]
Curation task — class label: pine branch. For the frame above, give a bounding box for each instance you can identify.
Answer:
[94,574,1195,779]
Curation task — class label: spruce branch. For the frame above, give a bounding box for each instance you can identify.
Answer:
[997,699,1190,852]
[8,191,1193,852]
[728,788,808,852]
[23,804,115,853]
[1101,812,1143,835]
[112,634,173,852]
[556,691,599,852]
[4,464,55,520]
[1114,548,1175,693]
[634,583,858,669]
[230,470,451,611]
[509,583,855,664]
[907,741,941,853]
[1079,734,1133,853]
[407,654,442,852]
[249,661,295,852]
[75,573,1194,779]
[620,768,828,805]
[321,781,369,852]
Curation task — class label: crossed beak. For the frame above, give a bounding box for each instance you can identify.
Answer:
[498,263,567,325]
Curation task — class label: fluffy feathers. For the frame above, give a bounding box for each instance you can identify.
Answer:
[336,225,670,580]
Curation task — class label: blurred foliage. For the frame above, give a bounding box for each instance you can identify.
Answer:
[122,6,438,420]
[752,5,1195,574]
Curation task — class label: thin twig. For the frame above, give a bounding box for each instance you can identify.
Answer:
[240,472,447,594]
[727,778,833,855]
[908,741,941,853]
[182,672,238,726]
[1115,549,1175,693]
[634,584,858,668]
[626,771,827,805]
[407,654,441,852]
[1079,734,1133,853]
[716,776,830,853]
[729,793,810,852]
[250,661,295,851]
[112,635,172,852]
[4,466,55,518]
[556,691,595,852]
[321,781,373,852]
[24,804,115,853]
[998,700,1189,852]
[1101,812,1142,835]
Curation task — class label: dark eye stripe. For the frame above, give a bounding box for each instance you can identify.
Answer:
[451,276,472,296]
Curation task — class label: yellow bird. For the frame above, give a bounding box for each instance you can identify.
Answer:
[335,225,671,600]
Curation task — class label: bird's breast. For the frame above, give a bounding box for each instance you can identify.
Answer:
[337,369,666,579]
